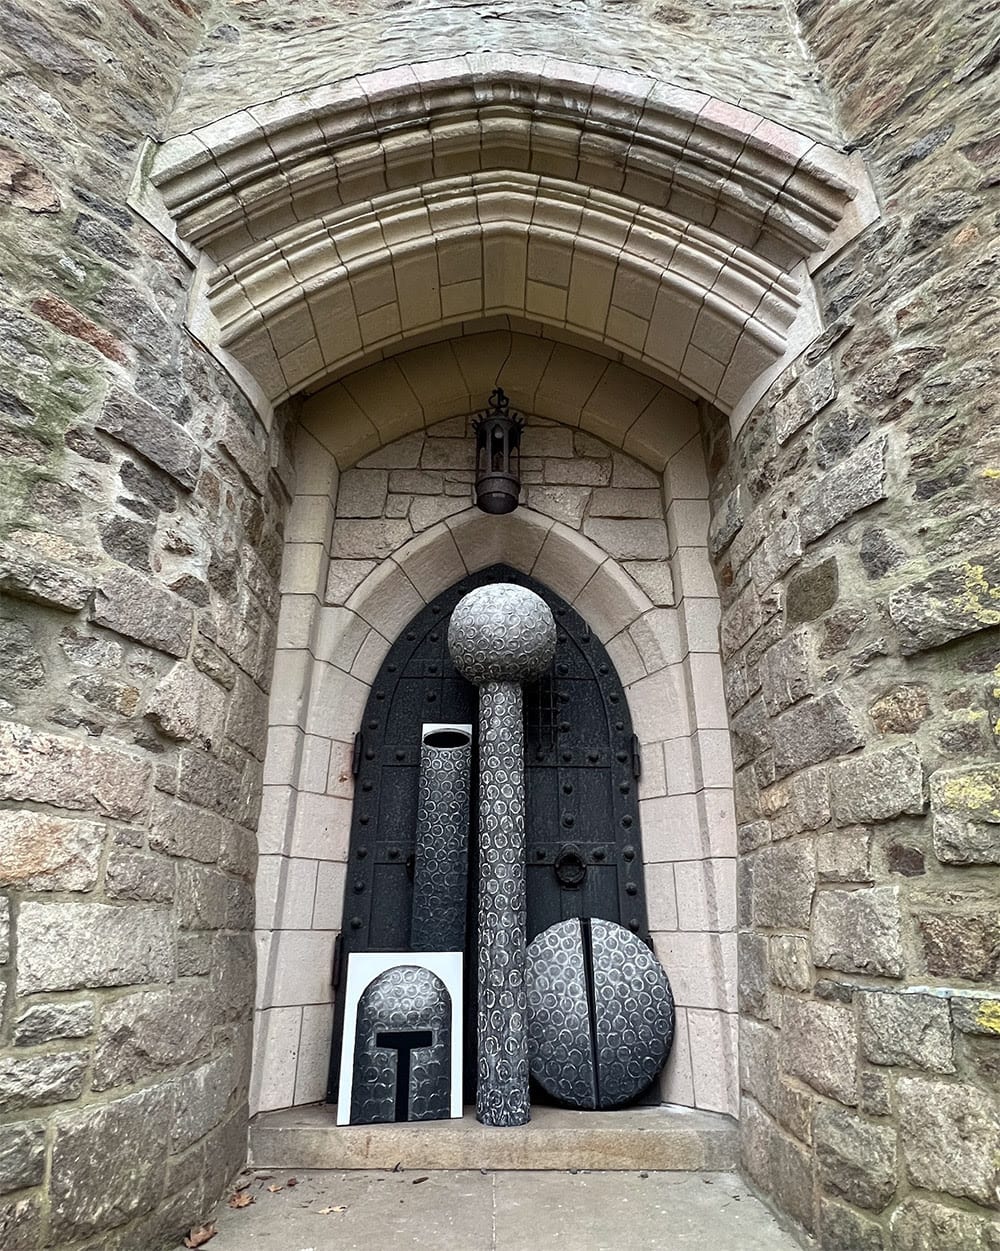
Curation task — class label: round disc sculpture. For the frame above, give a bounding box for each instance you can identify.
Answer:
[526,917,675,1110]
[447,584,556,1127]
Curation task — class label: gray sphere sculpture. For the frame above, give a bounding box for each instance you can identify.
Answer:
[448,584,556,685]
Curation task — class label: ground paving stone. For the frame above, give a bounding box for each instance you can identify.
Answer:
[209,1168,804,1250]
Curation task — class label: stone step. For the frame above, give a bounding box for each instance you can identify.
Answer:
[250,1103,739,1173]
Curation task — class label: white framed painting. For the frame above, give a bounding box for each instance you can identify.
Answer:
[336,951,463,1125]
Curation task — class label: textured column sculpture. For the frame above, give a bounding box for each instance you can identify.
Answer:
[410,723,472,952]
[448,584,556,1127]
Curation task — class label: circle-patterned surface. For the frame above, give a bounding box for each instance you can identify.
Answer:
[526,917,675,1110]
[410,733,471,952]
[448,583,556,684]
[476,680,530,1127]
[351,965,452,1125]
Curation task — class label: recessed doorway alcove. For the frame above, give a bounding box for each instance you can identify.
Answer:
[328,564,655,1107]
[252,389,741,1142]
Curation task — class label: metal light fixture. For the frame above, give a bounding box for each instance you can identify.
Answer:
[473,387,524,515]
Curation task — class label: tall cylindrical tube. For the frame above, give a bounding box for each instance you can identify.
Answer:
[410,723,472,952]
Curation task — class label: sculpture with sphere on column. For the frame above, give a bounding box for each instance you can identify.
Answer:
[447,583,556,1127]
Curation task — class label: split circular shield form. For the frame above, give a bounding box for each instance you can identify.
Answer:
[526,918,675,1110]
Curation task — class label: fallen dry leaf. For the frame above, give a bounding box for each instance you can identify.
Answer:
[286,1177,298,1187]
[184,1225,217,1248]
[228,1191,255,1209]
[412,1176,429,1185]
[267,1184,284,1193]
[318,1205,348,1214]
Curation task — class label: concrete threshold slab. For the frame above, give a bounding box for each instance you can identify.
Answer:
[250,1103,739,1172]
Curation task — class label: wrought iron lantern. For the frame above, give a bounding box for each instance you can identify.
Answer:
[473,388,524,515]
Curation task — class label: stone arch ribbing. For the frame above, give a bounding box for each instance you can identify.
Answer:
[141,54,876,432]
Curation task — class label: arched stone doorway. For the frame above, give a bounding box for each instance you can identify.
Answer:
[253,404,741,1119]
[328,562,654,1104]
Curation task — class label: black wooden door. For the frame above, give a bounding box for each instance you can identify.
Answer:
[326,564,650,1101]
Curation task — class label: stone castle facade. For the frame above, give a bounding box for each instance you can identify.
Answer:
[0,1,998,1248]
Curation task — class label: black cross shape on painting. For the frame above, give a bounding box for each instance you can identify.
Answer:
[375,1030,434,1122]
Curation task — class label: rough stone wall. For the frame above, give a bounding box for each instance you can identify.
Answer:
[0,3,288,1248]
[168,0,839,142]
[711,1,1000,1245]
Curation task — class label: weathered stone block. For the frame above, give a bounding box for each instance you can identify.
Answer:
[891,1196,1000,1251]
[0,1197,43,1251]
[217,410,269,494]
[860,527,907,581]
[739,930,770,1019]
[829,743,924,825]
[17,902,174,994]
[812,887,904,977]
[146,663,226,747]
[759,629,813,715]
[869,684,930,734]
[0,541,93,612]
[889,553,1000,655]
[105,848,175,902]
[918,910,1000,983]
[93,986,214,1091]
[781,996,857,1104]
[90,567,193,657]
[0,810,103,891]
[741,1097,815,1232]
[950,993,1000,1037]
[751,840,816,928]
[171,1049,240,1153]
[210,933,255,1024]
[799,436,887,543]
[175,747,243,819]
[708,486,743,557]
[335,468,389,517]
[760,768,830,839]
[721,581,762,655]
[0,723,151,820]
[177,863,231,930]
[775,358,836,444]
[14,1001,95,1047]
[816,829,873,882]
[786,557,838,624]
[860,1071,892,1118]
[0,1122,45,1195]
[857,990,954,1073]
[330,518,413,559]
[49,1086,172,1241]
[898,1076,1000,1207]
[930,763,1000,865]
[750,516,802,595]
[0,1051,88,1112]
[149,792,223,863]
[814,1103,897,1210]
[590,487,662,519]
[225,672,269,758]
[769,935,812,991]
[772,693,864,780]
[0,897,7,963]
[818,1199,885,1251]
[96,387,200,489]
[582,518,669,560]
